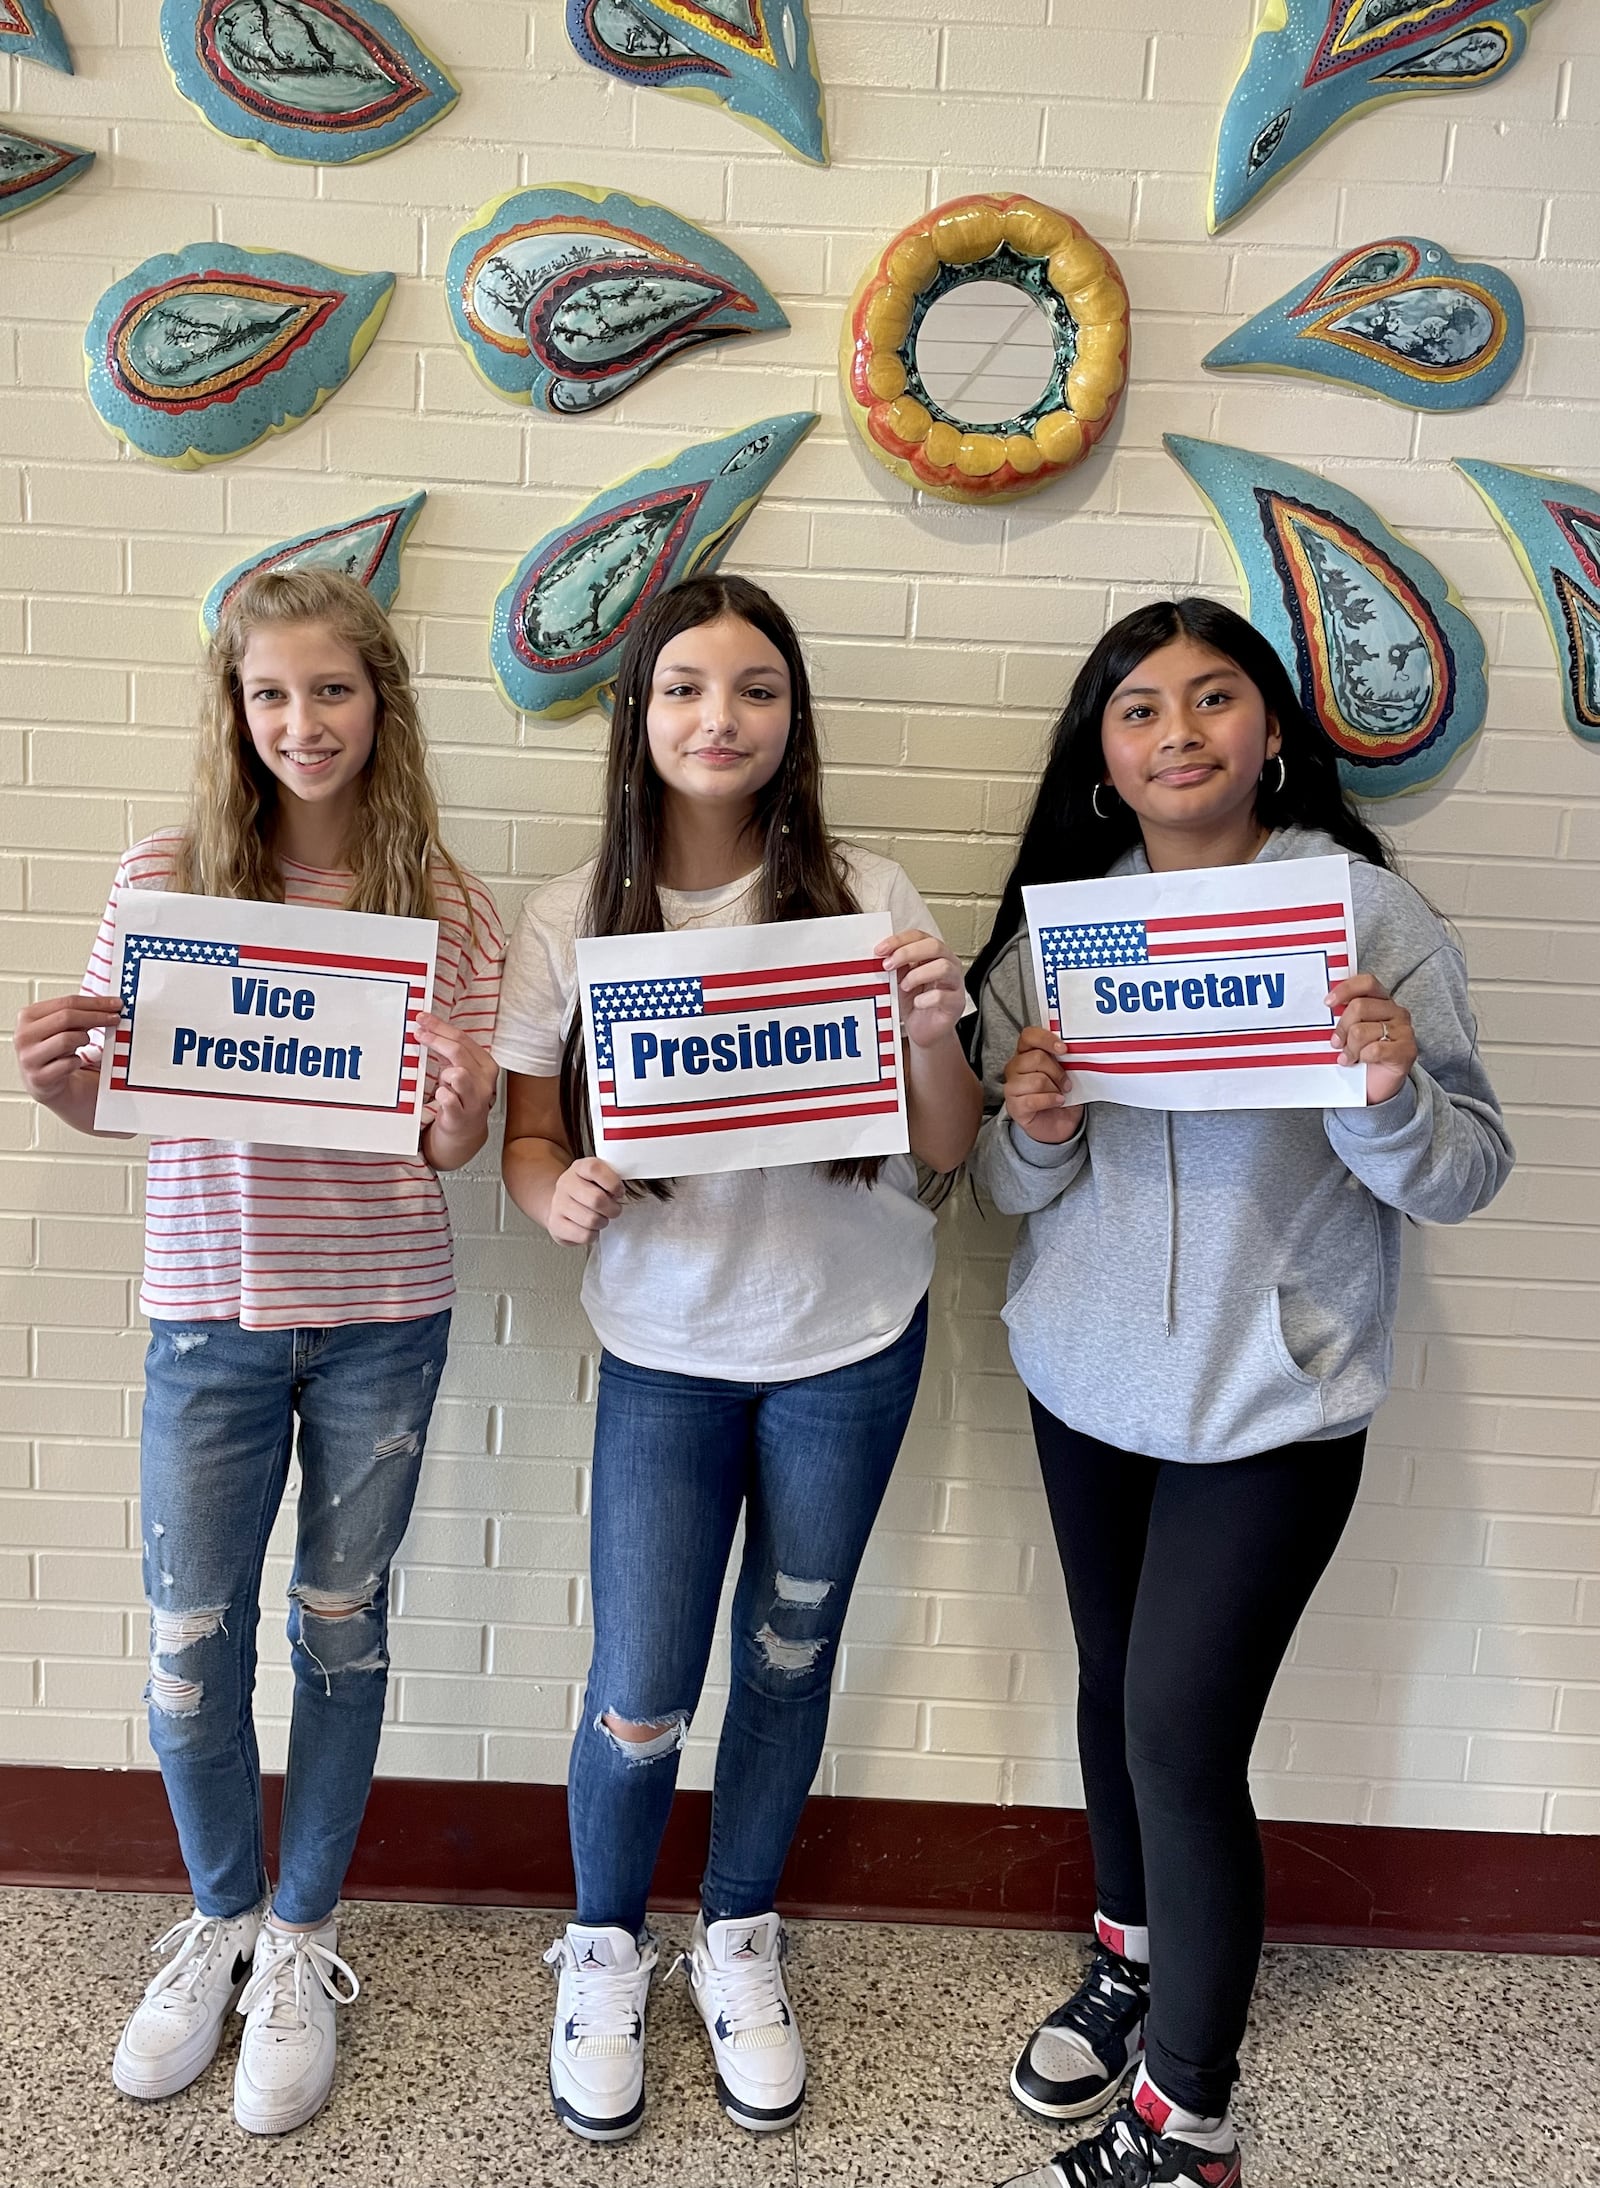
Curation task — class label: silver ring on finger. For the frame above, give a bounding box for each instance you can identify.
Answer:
[1379,1020,1392,1043]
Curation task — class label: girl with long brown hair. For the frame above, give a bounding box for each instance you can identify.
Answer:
[13,570,504,2138]
[494,574,981,2146]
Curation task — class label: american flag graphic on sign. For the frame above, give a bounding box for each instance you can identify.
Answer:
[112,934,429,1112]
[1040,898,1352,1077]
[591,955,900,1141]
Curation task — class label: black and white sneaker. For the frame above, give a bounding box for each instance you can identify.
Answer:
[544,1924,658,2142]
[1010,1941,1148,2122]
[996,2101,1242,2188]
[112,1900,266,2101]
[681,1912,805,2133]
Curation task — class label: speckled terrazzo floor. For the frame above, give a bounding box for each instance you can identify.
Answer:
[1,1890,1595,2187]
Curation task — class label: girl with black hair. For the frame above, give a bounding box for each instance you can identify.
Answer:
[974,599,1511,2188]
[492,575,980,2146]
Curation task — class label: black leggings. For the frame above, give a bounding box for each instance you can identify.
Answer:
[1030,1399,1366,2118]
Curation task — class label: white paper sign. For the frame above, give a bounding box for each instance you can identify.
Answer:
[95,891,439,1154]
[576,913,908,1180]
[1024,854,1361,1112]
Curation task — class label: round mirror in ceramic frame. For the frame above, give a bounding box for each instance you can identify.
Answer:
[841,192,1130,505]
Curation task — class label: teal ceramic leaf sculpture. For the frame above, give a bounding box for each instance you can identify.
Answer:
[0,125,94,223]
[491,413,818,718]
[1211,1,1551,233]
[84,242,395,469]
[448,182,787,414]
[201,491,426,634]
[1457,460,1600,748]
[160,0,459,165]
[567,0,827,166]
[1204,236,1524,412]
[1166,434,1487,799]
[0,0,74,74]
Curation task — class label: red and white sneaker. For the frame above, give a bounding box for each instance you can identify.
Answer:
[996,2077,1241,2188]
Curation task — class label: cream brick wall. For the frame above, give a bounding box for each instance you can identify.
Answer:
[2,0,1598,1837]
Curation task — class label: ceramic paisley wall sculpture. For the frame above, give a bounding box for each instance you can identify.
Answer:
[1205,237,1524,411]
[1458,461,1600,748]
[84,243,395,468]
[1211,0,1551,232]
[201,491,426,635]
[1166,435,1487,799]
[843,194,1130,506]
[160,0,459,164]
[0,125,94,222]
[491,412,818,719]
[447,183,787,414]
[0,0,73,72]
[566,0,827,166]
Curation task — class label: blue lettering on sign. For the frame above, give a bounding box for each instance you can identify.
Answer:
[629,1016,864,1080]
[170,1026,362,1080]
[1092,970,1286,1015]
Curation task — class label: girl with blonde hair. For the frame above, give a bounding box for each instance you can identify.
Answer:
[14,569,504,2136]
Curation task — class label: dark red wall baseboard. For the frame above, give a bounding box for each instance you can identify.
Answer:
[2,1765,1594,1955]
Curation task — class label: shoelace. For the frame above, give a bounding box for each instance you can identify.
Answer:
[1051,2106,1163,2188]
[543,1939,655,2057]
[1044,1947,1148,2063]
[683,1934,789,2049]
[236,1932,359,2033]
[140,1909,227,2007]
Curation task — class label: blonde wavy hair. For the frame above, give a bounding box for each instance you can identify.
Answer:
[175,568,472,924]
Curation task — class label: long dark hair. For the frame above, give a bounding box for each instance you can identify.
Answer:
[966,597,1396,1021]
[558,573,882,1191]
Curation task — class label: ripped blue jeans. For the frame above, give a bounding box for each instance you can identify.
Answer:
[569,1299,928,1935]
[139,1313,449,1927]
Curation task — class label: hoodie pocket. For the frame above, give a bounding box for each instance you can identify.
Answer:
[1264,1285,1320,1389]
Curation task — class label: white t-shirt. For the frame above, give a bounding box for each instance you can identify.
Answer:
[493,846,942,1382]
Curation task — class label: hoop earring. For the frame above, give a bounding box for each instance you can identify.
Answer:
[1091,782,1117,821]
[1264,753,1287,796]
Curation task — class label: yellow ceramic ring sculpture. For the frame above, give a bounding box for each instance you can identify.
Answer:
[841,193,1130,505]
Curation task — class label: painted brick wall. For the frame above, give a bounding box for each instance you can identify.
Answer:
[2,0,1598,1838]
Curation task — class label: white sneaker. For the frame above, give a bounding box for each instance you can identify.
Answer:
[112,1900,266,2100]
[232,1917,359,2136]
[544,1923,658,2142]
[681,1912,806,2133]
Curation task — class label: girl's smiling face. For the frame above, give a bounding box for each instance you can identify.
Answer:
[1100,634,1282,849]
[644,614,792,817]
[238,619,379,827]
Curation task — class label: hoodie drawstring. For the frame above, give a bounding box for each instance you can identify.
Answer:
[1162,1111,1177,1337]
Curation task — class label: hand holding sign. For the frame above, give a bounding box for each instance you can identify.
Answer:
[1003,1024,1085,1146]
[415,1012,498,1150]
[1328,973,1417,1104]
[14,993,127,1134]
[549,1157,628,1245]
[879,930,967,1048]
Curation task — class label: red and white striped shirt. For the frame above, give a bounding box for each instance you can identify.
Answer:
[85,832,504,1332]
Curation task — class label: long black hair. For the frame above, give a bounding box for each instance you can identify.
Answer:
[966,597,1396,1019]
[558,572,883,1191]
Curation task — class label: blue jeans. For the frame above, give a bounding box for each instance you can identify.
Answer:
[568,1298,928,1935]
[139,1313,449,1926]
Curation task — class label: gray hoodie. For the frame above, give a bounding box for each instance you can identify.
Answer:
[972,826,1514,1463]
